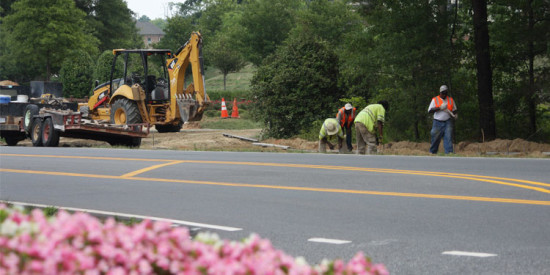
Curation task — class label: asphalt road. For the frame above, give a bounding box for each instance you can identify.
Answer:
[1,146,549,274]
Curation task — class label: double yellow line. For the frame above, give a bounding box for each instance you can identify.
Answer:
[1,153,549,206]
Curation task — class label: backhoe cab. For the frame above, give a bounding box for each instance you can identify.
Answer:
[83,32,209,133]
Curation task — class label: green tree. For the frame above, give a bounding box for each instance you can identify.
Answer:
[94,0,142,51]
[0,0,16,17]
[290,0,361,46]
[2,0,98,81]
[198,0,240,39]
[206,34,246,90]
[472,0,497,140]
[340,0,455,141]
[59,50,94,98]
[157,15,195,52]
[173,0,204,17]
[92,50,124,86]
[233,0,300,66]
[75,0,142,52]
[138,15,151,22]
[489,0,550,139]
[151,18,167,31]
[251,35,341,138]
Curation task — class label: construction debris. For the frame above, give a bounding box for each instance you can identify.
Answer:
[222,132,288,149]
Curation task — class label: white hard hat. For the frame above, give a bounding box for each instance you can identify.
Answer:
[345,103,353,110]
[440,85,448,93]
[325,120,338,135]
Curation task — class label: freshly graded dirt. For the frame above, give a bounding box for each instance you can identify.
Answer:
[4,121,549,157]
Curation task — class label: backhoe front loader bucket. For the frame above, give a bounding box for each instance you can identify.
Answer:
[176,94,198,123]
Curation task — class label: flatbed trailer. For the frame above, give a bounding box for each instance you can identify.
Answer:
[1,102,149,147]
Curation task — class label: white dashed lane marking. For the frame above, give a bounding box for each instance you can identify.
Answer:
[442,251,497,257]
[308,238,351,244]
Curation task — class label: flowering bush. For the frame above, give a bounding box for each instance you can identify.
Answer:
[0,204,388,274]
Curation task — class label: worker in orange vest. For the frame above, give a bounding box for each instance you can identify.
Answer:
[336,103,356,153]
[428,85,458,154]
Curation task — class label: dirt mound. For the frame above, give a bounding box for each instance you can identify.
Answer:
[182,122,201,129]
[0,80,19,86]
[456,138,550,155]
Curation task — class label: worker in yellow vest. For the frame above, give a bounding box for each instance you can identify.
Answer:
[336,103,357,153]
[318,118,344,153]
[354,100,389,154]
[428,85,458,154]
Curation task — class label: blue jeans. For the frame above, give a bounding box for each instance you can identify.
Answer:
[344,126,353,151]
[430,119,453,154]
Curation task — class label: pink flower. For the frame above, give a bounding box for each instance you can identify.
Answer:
[4,253,19,270]
[138,259,152,273]
[0,204,387,274]
[371,264,389,275]
[106,266,126,275]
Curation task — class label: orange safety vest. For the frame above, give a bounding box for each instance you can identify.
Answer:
[433,95,454,111]
[337,107,357,128]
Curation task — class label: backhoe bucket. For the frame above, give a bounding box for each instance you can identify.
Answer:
[176,94,198,123]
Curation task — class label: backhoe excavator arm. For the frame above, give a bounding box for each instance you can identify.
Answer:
[166,32,210,122]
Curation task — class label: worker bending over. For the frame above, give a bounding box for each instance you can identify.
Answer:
[336,103,357,153]
[318,118,344,153]
[354,100,389,154]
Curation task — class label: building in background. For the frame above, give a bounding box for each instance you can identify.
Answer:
[136,21,165,48]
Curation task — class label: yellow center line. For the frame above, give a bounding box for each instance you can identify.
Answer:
[1,168,549,206]
[2,154,549,193]
[120,161,184,178]
[0,153,173,162]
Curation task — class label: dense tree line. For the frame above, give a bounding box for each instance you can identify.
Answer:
[162,0,548,141]
[1,0,548,142]
[0,0,141,92]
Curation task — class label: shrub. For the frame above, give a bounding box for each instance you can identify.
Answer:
[92,50,124,87]
[0,204,387,274]
[59,50,94,98]
[251,35,342,139]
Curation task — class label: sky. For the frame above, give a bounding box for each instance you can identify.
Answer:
[125,0,185,20]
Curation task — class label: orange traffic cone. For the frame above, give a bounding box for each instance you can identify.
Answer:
[231,98,240,118]
[220,98,229,118]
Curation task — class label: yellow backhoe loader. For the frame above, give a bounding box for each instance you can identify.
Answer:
[81,32,210,132]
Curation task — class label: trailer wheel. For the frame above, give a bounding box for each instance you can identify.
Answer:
[23,104,39,133]
[108,137,141,148]
[41,117,60,147]
[2,135,20,146]
[128,137,141,148]
[110,98,142,125]
[30,118,43,147]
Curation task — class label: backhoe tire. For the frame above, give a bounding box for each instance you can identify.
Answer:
[30,118,43,147]
[110,98,142,125]
[41,117,60,147]
[155,121,183,133]
[23,104,39,133]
